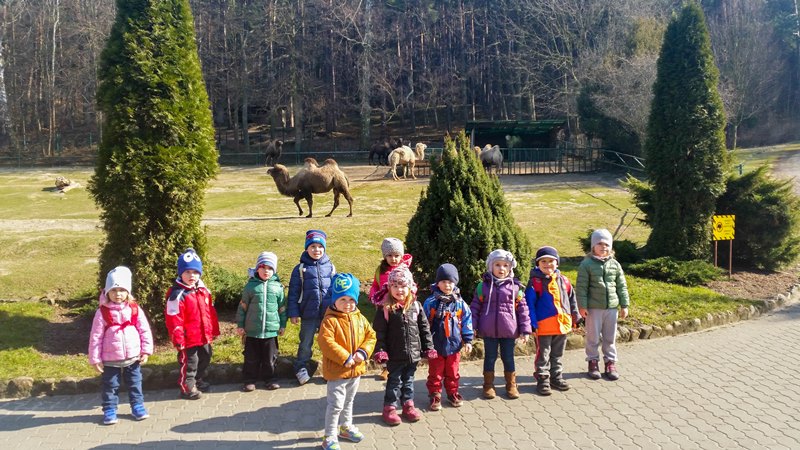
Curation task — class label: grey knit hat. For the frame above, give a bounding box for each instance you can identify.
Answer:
[591,229,613,249]
[255,251,278,272]
[486,249,517,273]
[381,237,404,256]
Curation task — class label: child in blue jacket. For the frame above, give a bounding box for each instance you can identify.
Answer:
[287,230,336,385]
[423,264,473,410]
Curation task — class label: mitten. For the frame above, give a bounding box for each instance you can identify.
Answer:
[571,311,584,328]
[373,351,389,364]
[425,349,439,360]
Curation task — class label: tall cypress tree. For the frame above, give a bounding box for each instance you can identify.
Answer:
[644,2,728,260]
[89,0,218,320]
[406,132,531,300]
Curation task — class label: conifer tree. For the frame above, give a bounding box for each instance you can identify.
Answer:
[405,132,531,300]
[644,2,728,260]
[89,0,218,319]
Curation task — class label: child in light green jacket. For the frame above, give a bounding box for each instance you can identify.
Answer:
[576,229,630,381]
[236,251,287,392]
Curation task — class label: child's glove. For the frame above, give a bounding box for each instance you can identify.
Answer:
[425,349,439,360]
[373,351,389,364]
[572,312,584,328]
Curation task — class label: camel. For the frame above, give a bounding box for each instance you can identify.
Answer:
[266,159,353,218]
[387,142,427,181]
[264,140,283,166]
[368,138,401,165]
[480,144,503,175]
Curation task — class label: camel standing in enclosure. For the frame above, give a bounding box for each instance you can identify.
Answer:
[264,140,283,166]
[388,142,427,180]
[266,159,353,217]
[480,144,503,175]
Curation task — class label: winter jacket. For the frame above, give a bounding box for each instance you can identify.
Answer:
[525,268,579,335]
[368,254,413,303]
[236,274,287,339]
[286,252,335,320]
[88,292,154,365]
[318,306,377,381]
[165,279,220,349]
[423,287,474,356]
[576,255,630,310]
[470,273,532,339]
[373,300,434,363]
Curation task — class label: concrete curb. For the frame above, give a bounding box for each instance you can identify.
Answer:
[3,283,799,399]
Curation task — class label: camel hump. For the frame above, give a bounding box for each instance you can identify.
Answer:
[322,158,338,167]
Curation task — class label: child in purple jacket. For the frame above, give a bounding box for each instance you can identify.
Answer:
[471,249,532,400]
[88,266,154,425]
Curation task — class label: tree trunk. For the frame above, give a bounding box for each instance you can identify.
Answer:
[358,0,373,151]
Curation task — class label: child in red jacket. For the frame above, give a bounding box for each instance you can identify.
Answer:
[165,248,220,400]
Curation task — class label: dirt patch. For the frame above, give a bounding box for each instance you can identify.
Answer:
[705,264,800,301]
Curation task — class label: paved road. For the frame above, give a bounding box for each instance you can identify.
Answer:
[2,303,800,449]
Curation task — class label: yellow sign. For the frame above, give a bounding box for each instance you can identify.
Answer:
[712,215,735,241]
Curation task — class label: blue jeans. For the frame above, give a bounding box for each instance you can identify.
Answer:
[482,337,516,372]
[384,361,418,407]
[294,318,319,373]
[101,361,143,412]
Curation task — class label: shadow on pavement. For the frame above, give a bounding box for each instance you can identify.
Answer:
[0,413,98,431]
[93,441,277,449]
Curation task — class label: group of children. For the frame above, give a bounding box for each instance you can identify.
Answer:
[87,228,630,450]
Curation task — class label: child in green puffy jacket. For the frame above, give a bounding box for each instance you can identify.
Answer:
[236,251,287,392]
[577,229,630,381]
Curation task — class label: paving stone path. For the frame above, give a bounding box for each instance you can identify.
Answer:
[2,303,800,449]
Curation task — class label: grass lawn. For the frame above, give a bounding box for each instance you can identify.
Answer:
[0,151,775,379]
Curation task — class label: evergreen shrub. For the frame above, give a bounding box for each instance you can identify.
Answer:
[627,257,722,286]
[405,132,531,300]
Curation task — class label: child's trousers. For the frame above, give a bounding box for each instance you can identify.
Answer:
[385,361,418,407]
[426,352,461,396]
[294,318,319,374]
[534,334,567,377]
[101,361,143,411]
[242,336,278,383]
[324,377,360,437]
[584,308,619,362]
[482,337,516,372]
[178,344,212,393]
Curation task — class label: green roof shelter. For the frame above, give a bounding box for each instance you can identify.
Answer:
[466,119,567,149]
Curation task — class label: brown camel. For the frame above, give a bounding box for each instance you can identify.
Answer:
[267,159,354,218]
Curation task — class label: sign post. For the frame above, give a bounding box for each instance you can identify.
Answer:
[712,215,735,278]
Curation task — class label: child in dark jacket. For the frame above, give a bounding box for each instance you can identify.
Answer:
[287,230,336,385]
[372,267,435,426]
[471,249,532,400]
[165,249,220,400]
[236,251,287,392]
[525,246,581,396]
[423,264,473,410]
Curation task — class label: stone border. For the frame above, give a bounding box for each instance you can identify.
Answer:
[3,283,798,399]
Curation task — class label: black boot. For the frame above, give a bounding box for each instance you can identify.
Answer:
[536,374,552,396]
[550,374,570,391]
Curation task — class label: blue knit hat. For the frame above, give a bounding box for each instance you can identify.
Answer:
[535,246,560,264]
[305,230,327,249]
[435,263,459,285]
[177,248,203,276]
[331,273,360,304]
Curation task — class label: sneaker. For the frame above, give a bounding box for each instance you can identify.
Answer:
[429,395,442,411]
[180,387,202,400]
[550,375,571,391]
[536,375,552,396]
[588,360,602,380]
[320,436,340,450]
[296,368,311,385]
[605,361,620,381]
[338,424,364,443]
[242,383,256,392]
[381,405,401,426]
[265,382,280,390]
[195,379,211,392]
[447,393,463,407]
[102,409,118,425]
[131,404,149,421]
[401,400,422,422]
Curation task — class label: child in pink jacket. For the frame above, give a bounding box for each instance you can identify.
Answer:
[88,266,154,425]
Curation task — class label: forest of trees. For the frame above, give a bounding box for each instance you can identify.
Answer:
[0,0,798,160]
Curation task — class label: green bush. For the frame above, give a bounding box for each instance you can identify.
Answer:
[627,257,722,286]
[715,166,800,270]
[205,265,247,311]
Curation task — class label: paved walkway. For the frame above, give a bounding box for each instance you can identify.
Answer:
[2,303,800,449]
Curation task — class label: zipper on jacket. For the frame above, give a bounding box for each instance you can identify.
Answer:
[261,279,267,334]
[348,313,356,378]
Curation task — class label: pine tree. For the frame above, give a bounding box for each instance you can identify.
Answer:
[644,2,728,260]
[405,132,531,300]
[88,0,218,320]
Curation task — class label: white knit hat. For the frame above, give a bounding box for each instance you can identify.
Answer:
[591,229,613,249]
[105,266,132,293]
